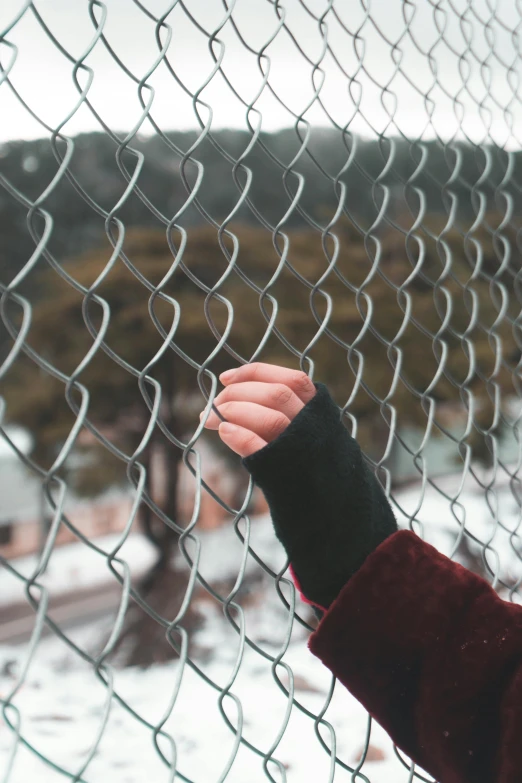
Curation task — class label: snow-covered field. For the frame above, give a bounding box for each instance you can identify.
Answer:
[0,532,158,609]
[2,466,522,782]
[0,617,423,783]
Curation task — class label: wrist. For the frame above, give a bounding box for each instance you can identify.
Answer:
[242,380,397,610]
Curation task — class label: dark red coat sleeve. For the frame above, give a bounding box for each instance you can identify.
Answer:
[307,529,522,783]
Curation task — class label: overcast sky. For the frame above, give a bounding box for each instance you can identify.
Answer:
[1,0,521,147]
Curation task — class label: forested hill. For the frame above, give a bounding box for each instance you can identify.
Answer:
[1,128,520,285]
[1,129,521,476]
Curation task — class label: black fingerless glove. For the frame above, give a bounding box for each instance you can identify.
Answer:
[242,381,398,613]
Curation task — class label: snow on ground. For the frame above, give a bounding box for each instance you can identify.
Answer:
[392,465,522,598]
[2,466,522,781]
[0,532,158,608]
[0,615,426,783]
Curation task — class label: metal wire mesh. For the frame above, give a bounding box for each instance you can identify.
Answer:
[1,0,522,781]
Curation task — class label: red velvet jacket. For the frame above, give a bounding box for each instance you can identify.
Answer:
[308,529,522,783]
[242,381,522,782]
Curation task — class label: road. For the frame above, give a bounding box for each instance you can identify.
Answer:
[0,581,125,645]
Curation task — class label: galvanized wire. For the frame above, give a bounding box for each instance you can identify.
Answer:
[1,1,522,781]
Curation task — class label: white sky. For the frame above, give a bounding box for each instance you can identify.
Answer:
[1,0,521,147]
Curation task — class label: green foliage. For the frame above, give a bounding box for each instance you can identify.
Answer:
[3,214,520,490]
[2,131,519,665]
[2,130,521,304]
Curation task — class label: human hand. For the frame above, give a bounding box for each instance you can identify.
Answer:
[199,362,397,612]
[199,362,317,458]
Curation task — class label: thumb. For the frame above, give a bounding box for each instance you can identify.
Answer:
[218,422,267,458]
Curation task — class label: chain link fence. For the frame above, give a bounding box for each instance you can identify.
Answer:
[1,0,522,781]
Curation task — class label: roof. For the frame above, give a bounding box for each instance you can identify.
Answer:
[0,457,43,524]
[0,457,130,526]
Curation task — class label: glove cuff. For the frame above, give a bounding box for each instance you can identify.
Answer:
[242,381,397,608]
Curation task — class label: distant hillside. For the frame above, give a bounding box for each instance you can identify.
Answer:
[2,128,520,289]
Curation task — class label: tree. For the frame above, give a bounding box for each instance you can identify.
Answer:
[2,225,271,665]
[2,216,520,663]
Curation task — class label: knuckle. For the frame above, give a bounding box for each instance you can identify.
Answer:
[249,362,263,380]
[216,387,231,404]
[292,370,314,393]
[217,401,233,416]
[243,431,259,451]
[271,384,293,407]
[264,411,288,438]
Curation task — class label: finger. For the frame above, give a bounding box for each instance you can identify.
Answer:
[202,400,290,442]
[219,362,316,404]
[218,422,267,458]
[212,381,305,421]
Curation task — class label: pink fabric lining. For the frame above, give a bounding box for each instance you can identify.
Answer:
[288,563,328,614]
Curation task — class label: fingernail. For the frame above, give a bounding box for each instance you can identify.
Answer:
[220,369,236,382]
[219,422,238,435]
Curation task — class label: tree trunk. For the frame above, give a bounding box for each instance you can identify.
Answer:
[112,371,202,667]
